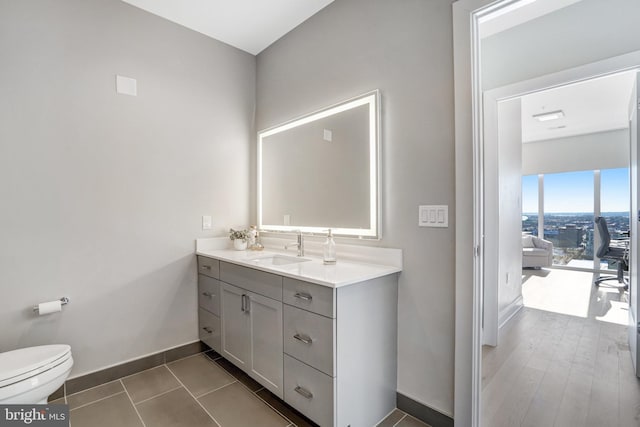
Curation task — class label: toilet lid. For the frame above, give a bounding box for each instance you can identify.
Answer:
[0,345,71,387]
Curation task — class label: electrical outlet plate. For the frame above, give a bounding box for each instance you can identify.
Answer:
[116,75,137,96]
[418,205,448,228]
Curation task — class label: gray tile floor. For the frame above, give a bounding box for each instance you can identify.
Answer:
[53,350,429,427]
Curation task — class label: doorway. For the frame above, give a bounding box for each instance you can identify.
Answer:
[452,0,640,425]
[481,71,638,426]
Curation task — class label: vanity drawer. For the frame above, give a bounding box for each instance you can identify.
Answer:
[198,308,221,353]
[284,354,334,427]
[284,305,335,376]
[198,256,220,279]
[283,278,335,318]
[198,275,220,316]
[220,261,283,301]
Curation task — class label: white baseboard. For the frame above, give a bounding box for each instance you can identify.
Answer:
[498,296,523,329]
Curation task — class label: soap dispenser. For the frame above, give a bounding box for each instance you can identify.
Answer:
[323,229,337,265]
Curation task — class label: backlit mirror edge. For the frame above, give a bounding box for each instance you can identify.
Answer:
[257,89,381,239]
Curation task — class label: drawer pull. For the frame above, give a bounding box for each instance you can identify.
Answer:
[293,333,313,345]
[294,386,313,400]
[202,327,213,334]
[294,292,313,301]
[201,291,214,298]
[201,265,212,270]
[241,294,250,313]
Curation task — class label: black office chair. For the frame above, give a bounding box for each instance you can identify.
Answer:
[594,216,628,290]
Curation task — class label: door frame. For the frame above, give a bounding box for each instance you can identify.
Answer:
[452,0,640,424]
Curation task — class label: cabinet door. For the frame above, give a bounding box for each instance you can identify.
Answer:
[248,292,284,398]
[221,282,250,369]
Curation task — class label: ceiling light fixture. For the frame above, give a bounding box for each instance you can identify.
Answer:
[533,110,565,122]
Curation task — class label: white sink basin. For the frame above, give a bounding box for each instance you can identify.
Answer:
[250,254,311,266]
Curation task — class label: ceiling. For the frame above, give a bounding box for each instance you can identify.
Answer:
[479,0,583,39]
[121,0,335,55]
[521,71,637,143]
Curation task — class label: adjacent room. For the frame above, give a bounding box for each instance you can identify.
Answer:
[476,1,640,425]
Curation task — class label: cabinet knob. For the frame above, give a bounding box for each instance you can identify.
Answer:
[201,265,212,270]
[294,292,313,301]
[201,292,214,298]
[294,386,313,400]
[293,333,313,345]
[202,327,213,334]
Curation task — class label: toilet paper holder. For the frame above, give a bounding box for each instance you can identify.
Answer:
[32,297,70,313]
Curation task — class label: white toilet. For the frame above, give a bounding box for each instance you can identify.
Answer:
[0,345,73,404]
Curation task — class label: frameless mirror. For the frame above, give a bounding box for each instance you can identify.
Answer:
[258,91,380,238]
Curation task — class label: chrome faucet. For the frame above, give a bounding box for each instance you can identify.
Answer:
[285,231,304,257]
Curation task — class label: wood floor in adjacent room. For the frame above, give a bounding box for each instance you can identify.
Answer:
[482,268,640,427]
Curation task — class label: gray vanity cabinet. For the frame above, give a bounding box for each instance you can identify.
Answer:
[282,275,398,427]
[197,256,221,352]
[198,256,398,427]
[219,263,284,399]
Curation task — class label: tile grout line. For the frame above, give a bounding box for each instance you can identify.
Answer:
[133,385,184,405]
[214,360,312,426]
[391,413,408,427]
[376,408,404,426]
[242,384,296,426]
[192,380,237,400]
[164,362,223,427]
[199,356,295,427]
[117,364,168,383]
[166,351,208,367]
[202,354,295,425]
[206,352,223,361]
[68,391,126,412]
[203,353,299,427]
[219,362,294,426]
[119,379,147,427]
[62,349,210,404]
[65,378,124,399]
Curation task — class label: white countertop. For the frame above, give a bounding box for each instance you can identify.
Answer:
[196,246,401,288]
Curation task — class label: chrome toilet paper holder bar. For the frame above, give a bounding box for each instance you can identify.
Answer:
[33,297,70,312]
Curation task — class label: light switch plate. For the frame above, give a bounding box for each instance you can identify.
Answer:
[419,205,448,228]
[202,216,212,230]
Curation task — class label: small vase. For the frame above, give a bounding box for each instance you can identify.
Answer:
[233,239,247,251]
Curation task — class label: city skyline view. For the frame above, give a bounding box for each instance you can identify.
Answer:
[522,168,630,267]
[522,168,629,213]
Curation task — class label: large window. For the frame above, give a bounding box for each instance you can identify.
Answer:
[600,168,630,270]
[544,171,594,267]
[522,175,539,236]
[521,168,630,271]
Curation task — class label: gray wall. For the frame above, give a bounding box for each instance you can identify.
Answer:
[496,100,523,326]
[484,99,523,343]
[522,129,630,176]
[257,0,456,415]
[482,0,640,90]
[0,0,255,376]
